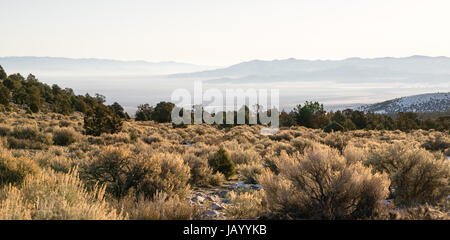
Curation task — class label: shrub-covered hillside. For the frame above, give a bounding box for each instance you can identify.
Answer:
[0,111,448,220]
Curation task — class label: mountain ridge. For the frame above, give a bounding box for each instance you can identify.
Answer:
[169,56,450,84]
[0,56,217,76]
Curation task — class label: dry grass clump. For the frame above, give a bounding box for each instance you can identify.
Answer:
[258,143,390,219]
[52,127,81,146]
[34,150,75,173]
[100,132,131,145]
[321,132,350,152]
[182,153,224,186]
[150,152,191,197]
[119,191,203,220]
[0,187,32,219]
[350,130,375,138]
[0,124,11,137]
[229,148,262,165]
[393,203,449,220]
[142,134,163,144]
[0,148,40,186]
[366,142,450,206]
[189,142,219,159]
[208,172,226,186]
[238,163,264,184]
[223,126,258,143]
[269,131,293,141]
[10,124,42,139]
[420,131,450,152]
[290,136,314,154]
[58,120,73,127]
[271,141,297,155]
[342,144,367,165]
[262,150,298,175]
[224,190,264,219]
[0,169,123,220]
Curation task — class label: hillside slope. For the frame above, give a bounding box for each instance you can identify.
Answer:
[358,92,450,114]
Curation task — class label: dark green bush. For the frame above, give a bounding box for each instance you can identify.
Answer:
[83,104,123,136]
[324,121,344,133]
[53,127,80,146]
[208,146,235,179]
[0,83,11,107]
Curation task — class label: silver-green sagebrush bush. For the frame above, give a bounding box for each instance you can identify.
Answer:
[224,190,264,219]
[258,143,390,219]
[366,142,450,206]
[182,153,224,187]
[7,125,52,149]
[84,146,191,199]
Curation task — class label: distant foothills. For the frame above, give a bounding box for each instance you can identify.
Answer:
[0,56,217,76]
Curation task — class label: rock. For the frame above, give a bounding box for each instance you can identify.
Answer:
[204,210,219,218]
[206,195,219,202]
[260,128,279,135]
[210,203,223,210]
[380,199,394,207]
[192,195,205,203]
[217,191,229,198]
[221,199,232,204]
[233,182,263,190]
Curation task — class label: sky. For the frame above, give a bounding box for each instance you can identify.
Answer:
[1,0,450,66]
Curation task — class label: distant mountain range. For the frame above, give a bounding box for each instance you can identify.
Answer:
[170,55,450,84]
[0,56,216,76]
[357,92,450,114]
[3,56,450,84]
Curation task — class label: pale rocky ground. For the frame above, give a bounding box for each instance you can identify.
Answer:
[188,179,263,219]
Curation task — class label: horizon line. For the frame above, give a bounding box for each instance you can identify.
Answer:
[1,54,449,68]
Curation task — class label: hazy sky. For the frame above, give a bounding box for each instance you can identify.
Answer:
[1,0,449,66]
